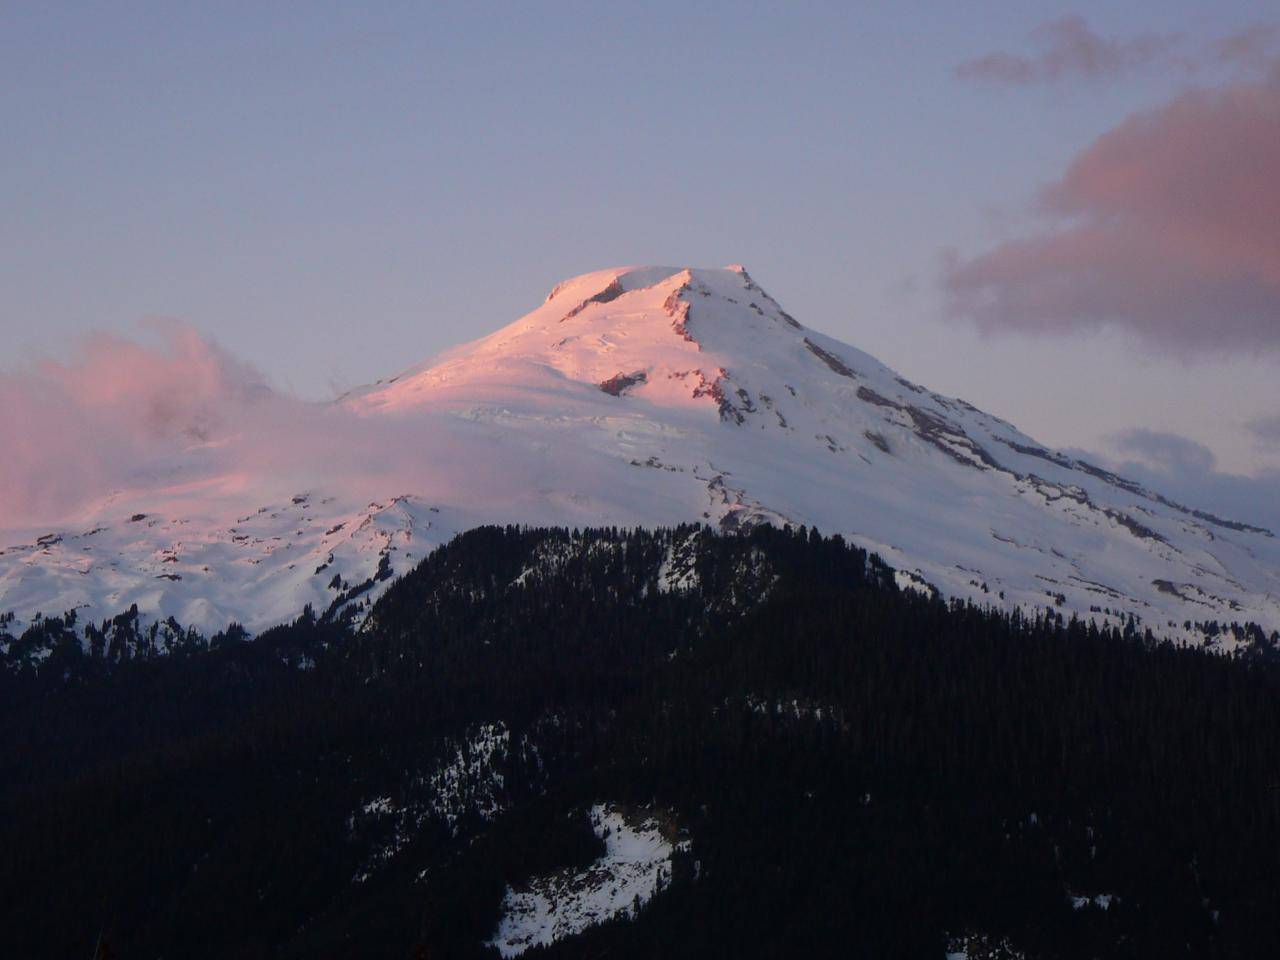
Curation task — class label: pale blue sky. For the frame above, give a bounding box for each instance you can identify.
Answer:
[3,2,1277,521]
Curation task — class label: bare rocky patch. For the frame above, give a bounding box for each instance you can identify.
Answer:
[689,368,746,425]
[559,278,625,322]
[804,338,858,378]
[864,430,891,454]
[662,276,699,345]
[598,371,648,396]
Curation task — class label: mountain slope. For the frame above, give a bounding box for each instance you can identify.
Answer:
[5,526,1280,958]
[2,265,1278,648]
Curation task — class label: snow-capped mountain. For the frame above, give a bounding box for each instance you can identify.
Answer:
[3,265,1278,648]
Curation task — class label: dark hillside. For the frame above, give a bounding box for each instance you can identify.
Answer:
[2,525,1278,958]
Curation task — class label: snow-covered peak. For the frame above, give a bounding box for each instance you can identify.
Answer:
[3,265,1279,650]
[343,264,885,424]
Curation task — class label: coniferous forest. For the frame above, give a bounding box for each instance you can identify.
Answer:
[2,525,1279,958]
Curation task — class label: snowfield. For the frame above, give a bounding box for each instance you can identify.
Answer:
[3,265,1279,649]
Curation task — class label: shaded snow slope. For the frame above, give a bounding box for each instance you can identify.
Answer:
[3,265,1279,646]
[0,494,449,637]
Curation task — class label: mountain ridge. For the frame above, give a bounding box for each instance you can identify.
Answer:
[5,524,1279,957]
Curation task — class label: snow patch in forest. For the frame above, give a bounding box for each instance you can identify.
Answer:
[1070,892,1115,911]
[656,531,700,593]
[350,721,515,883]
[894,568,936,596]
[945,931,1026,959]
[486,804,687,957]
[424,720,510,830]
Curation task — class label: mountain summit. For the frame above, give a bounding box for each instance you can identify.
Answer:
[3,266,1278,649]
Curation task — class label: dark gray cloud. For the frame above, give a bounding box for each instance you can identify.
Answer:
[1112,428,1217,474]
[1080,429,1280,534]
[1215,23,1280,71]
[1247,416,1280,448]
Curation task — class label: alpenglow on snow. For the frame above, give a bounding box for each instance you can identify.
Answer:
[3,265,1278,650]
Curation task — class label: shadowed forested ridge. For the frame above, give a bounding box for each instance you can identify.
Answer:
[1,524,1278,958]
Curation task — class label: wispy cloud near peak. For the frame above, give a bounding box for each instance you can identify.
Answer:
[955,15,1184,86]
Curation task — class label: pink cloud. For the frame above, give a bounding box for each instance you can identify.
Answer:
[946,81,1280,353]
[0,322,267,525]
[0,323,374,527]
[956,15,1183,85]
[0,321,627,531]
